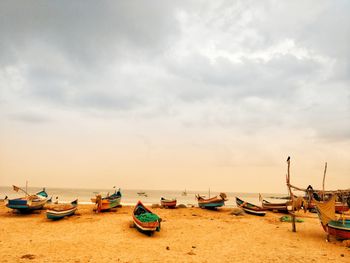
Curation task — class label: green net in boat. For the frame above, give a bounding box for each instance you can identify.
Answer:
[136,212,159,222]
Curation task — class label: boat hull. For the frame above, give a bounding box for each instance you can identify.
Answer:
[46,207,77,220]
[236,197,266,216]
[262,200,288,213]
[98,197,121,211]
[327,220,350,240]
[7,198,47,212]
[132,201,160,234]
[198,201,225,209]
[161,199,177,208]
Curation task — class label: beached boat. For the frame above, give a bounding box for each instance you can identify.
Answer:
[236,197,266,216]
[46,199,78,220]
[314,195,350,240]
[308,201,349,214]
[6,188,48,212]
[92,189,122,212]
[160,197,177,208]
[262,199,289,213]
[132,201,161,235]
[196,193,227,209]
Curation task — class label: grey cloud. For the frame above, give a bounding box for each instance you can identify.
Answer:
[0,0,181,67]
[9,113,51,123]
[0,0,349,142]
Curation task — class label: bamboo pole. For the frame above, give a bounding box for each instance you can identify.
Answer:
[322,162,327,201]
[286,156,296,232]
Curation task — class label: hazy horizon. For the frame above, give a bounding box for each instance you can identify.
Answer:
[1,1,349,193]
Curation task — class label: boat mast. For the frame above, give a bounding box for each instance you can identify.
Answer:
[322,162,327,201]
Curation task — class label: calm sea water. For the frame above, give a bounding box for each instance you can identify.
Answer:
[0,186,287,207]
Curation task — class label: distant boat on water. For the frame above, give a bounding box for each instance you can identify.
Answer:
[182,189,187,196]
[137,191,148,197]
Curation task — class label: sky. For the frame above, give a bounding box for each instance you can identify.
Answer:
[0,0,349,193]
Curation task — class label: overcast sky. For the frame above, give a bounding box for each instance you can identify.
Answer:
[0,0,349,192]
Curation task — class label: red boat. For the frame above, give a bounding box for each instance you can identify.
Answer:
[132,201,161,235]
[160,197,177,208]
[314,196,350,240]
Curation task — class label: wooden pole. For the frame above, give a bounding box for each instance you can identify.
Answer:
[322,162,327,201]
[286,156,296,232]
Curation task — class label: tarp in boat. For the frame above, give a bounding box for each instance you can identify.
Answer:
[314,195,336,225]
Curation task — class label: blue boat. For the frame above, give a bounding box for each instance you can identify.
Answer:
[7,189,48,212]
[46,199,78,220]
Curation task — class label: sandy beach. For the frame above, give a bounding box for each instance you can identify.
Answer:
[0,203,349,263]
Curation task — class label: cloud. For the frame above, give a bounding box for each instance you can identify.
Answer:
[0,0,349,142]
[9,112,51,124]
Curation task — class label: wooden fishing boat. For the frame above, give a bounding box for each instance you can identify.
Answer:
[7,189,48,212]
[236,197,266,216]
[132,201,161,235]
[262,199,289,213]
[92,189,122,212]
[314,196,350,240]
[160,197,177,208]
[196,193,227,209]
[308,201,349,213]
[46,199,78,220]
[326,219,350,239]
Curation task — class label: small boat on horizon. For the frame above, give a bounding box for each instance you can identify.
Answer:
[236,197,266,216]
[160,197,177,208]
[132,201,161,235]
[46,199,78,220]
[182,189,187,196]
[196,193,227,209]
[137,191,148,197]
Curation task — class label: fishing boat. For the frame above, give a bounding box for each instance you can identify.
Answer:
[196,193,227,209]
[137,191,148,197]
[314,195,350,240]
[132,201,161,235]
[92,188,122,212]
[6,187,48,212]
[308,201,349,214]
[46,199,78,220]
[236,197,266,216]
[160,197,177,208]
[262,199,289,213]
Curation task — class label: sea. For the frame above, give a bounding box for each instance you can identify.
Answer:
[0,186,287,207]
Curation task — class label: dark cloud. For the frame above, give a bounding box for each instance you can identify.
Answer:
[0,0,349,142]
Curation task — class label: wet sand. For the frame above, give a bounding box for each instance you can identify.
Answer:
[0,203,349,262]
